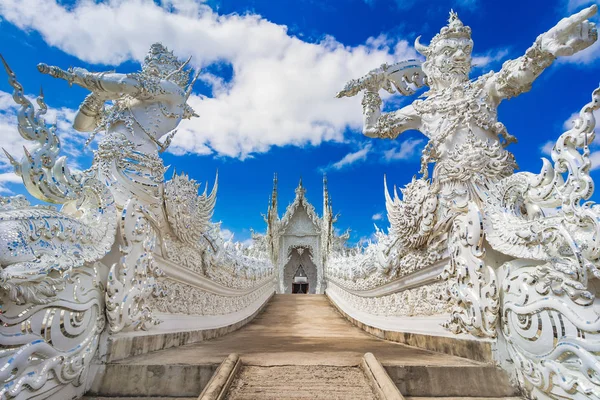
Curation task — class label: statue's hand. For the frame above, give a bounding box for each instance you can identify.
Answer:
[336,63,392,98]
[540,4,597,57]
[37,64,91,86]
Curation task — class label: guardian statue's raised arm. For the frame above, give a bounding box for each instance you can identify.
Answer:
[487,5,597,101]
[38,43,199,152]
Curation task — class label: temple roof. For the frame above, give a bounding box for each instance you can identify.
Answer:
[279,178,322,234]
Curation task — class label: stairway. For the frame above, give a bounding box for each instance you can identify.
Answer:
[87,295,521,399]
[225,365,375,400]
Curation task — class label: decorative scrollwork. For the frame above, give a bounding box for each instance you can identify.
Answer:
[105,198,163,333]
[485,85,600,398]
[442,202,499,338]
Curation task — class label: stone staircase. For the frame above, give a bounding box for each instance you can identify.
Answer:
[86,295,521,399]
[225,365,375,400]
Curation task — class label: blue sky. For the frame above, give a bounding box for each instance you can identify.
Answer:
[0,0,599,245]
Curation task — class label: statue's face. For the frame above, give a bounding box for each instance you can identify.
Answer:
[144,61,171,77]
[428,38,472,85]
[143,60,189,89]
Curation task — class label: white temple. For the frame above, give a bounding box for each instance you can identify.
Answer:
[1,6,599,400]
[263,175,348,294]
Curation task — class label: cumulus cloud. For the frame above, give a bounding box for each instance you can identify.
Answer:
[219,228,234,241]
[372,212,383,221]
[0,0,418,159]
[472,48,510,70]
[383,137,424,161]
[323,144,373,171]
[0,172,22,194]
[566,0,597,12]
[540,140,555,156]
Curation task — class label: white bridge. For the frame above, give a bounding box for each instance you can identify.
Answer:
[1,6,600,400]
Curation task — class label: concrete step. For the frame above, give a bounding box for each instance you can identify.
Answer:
[225,365,376,400]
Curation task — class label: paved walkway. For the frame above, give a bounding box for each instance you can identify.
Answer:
[118,294,481,367]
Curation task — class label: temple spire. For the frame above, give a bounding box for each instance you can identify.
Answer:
[271,173,278,211]
[323,173,329,218]
[295,176,306,198]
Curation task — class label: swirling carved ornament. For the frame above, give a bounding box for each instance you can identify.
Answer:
[485,86,600,399]
[441,202,499,338]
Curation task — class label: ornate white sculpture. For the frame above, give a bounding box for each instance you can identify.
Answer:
[334,6,599,399]
[0,44,274,399]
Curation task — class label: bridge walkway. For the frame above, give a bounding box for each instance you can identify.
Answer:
[87,294,521,399]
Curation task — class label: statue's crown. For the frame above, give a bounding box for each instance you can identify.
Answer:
[415,10,472,57]
[142,43,191,88]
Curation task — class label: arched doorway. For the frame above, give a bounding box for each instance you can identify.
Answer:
[283,246,318,294]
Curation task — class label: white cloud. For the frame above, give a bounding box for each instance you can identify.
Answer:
[541,140,554,156]
[0,0,418,159]
[566,0,597,13]
[241,238,254,248]
[471,48,510,69]
[454,0,479,8]
[219,228,234,241]
[383,137,424,161]
[372,212,383,221]
[325,144,372,171]
[0,172,22,194]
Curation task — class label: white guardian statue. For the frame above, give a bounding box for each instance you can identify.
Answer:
[0,44,273,400]
[335,6,600,399]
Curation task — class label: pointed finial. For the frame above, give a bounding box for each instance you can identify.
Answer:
[2,148,18,168]
[185,68,201,100]
[448,9,463,28]
[449,9,457,22]
[0,54,13,75]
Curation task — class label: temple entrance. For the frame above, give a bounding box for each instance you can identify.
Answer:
[291,266,309,294]
[283,247,318,294]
